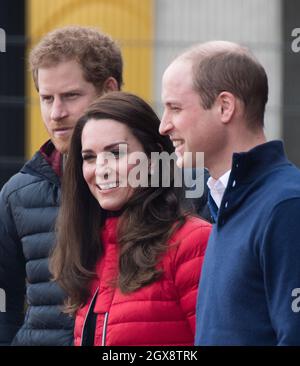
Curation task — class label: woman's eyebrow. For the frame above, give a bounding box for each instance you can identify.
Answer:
[81,141,129,154]
[103,141,128,151]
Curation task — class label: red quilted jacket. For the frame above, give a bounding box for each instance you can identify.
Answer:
[74,216,211,346]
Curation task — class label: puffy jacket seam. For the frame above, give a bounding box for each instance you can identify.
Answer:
[24,231,57,236]
[127,343,192,346]
[27,280,55,285]
[173,225,208,260]
[26,256,50,262]
[108,319,189,325]
[3,178,47,203]
[3,181,58,240]
[168,225,207,275]
[17,327,72,331]
[111,298,178,306]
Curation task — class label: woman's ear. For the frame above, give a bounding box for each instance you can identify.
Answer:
[157,143,163,152]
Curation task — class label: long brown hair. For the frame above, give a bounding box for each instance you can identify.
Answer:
[50,92,187,314]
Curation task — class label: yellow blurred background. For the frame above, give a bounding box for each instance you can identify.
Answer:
[26,0,153,157]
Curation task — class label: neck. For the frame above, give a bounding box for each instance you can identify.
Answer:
[208,128,266,179]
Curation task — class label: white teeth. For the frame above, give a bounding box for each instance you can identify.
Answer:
[98,182,118,190]
[172,140,183,148]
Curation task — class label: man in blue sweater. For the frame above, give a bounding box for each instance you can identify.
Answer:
[160,40,300,345]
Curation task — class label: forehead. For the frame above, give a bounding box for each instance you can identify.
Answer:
[82,118,132,148]
[38,59,91,93]
[162,59,194,101]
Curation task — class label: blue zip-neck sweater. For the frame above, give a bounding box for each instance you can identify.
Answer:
[195,140,300,346]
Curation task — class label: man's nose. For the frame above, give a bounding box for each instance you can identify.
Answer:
[50,98,68,121]
[159,110,172,135]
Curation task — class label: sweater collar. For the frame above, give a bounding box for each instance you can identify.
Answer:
[20,144,61,186]
[230,140,287,184]
[39,140,63,178]
[214,140,289,226]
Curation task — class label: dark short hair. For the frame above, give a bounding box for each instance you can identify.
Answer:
[183,42,268,127]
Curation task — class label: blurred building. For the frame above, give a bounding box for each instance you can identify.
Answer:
[0,0,299,188]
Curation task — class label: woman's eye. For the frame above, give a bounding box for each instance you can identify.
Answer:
[111,150,120,157]
[82,155,95,161]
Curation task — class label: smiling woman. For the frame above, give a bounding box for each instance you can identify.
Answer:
[50,91,211,346]
[81,118,145,211]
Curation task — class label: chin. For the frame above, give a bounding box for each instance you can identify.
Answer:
[52,139,70,154]
[53,145,67,154]
[99,202,122,211]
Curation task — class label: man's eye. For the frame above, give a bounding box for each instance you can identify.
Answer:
[41,96,53,103]
[65,93,79,100]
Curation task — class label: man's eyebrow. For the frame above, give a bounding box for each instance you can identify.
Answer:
[165,101,181,106]
[39,89,82,96]
[61,89,82,94]
[39,93,52,97]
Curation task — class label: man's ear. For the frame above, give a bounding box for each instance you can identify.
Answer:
[217,91,236,124]
[103,77,119,92]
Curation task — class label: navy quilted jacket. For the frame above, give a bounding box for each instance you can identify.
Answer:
[0,149,74,346]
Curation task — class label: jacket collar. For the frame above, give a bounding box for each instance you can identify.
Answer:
[20,140,61,186]
[214,140,289,226]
